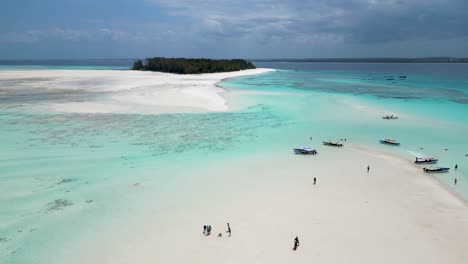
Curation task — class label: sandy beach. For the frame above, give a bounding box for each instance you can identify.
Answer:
[54,143,468,264]
[0,68,275,114]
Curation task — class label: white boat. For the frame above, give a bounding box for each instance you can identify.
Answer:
[293,147,318,155]
[415,157,438,164]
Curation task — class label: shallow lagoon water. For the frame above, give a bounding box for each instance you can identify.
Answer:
[1,62,468,263]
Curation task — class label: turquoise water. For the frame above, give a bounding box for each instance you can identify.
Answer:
[223,63,468,194]
[1,63,468,263]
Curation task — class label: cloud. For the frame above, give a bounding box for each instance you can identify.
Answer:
[148,0,468,45]
[1,0,467,58]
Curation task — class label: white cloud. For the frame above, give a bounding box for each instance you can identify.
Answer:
[147,0,468,46]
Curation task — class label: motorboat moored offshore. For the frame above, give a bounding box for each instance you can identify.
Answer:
[382,114,398,119]
[380,138,400,146]
[293,147,318,155]
[415,157,438,164]
[322,140,344,147]
[423,166,450,173]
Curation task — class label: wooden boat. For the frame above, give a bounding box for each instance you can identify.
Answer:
[415,157,438,164]
[322,140,343,147]
[382,114,398,119]
[423,167,450,173]
[293,147,318,155]
[380,139,400,146]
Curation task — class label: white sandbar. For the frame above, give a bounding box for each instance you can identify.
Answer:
[0,68,275,114]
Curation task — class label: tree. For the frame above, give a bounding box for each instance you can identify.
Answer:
[132,60,144,70]
[131,57,256,74]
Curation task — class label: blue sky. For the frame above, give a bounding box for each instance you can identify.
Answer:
[1,0,468,59]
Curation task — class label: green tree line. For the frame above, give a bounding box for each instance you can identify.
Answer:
[132,57,256,74]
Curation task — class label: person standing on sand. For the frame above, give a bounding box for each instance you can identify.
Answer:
[226,223,231,237]
[455,178,458,185]
[313,177,317,185]
[203,225,207,234]
[455,164,458,170]
[367,165,370,173]
[293,236,300,251]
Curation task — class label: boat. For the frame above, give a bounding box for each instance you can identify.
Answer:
[382,114,398,119]
[380,139,400,146]
[322,140,344,147]
[423,166,450,173]
[293,147,318,155]
[399,75,407,79]
[415,157,438,164]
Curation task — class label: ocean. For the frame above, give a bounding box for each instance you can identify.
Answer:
[0,60,467,263]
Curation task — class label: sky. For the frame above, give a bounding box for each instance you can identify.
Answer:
[1,0,468,59]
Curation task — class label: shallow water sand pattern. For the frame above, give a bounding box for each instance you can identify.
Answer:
[45,199,73,212]
[0,104,287,262]
[2,106,285,154]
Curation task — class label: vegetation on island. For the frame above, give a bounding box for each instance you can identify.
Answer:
[132,57,256,74]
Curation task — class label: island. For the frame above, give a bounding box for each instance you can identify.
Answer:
[132,57,256,74]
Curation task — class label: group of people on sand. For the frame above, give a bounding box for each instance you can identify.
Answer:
[203,225,212,236]
[202,223,302,252]
[203,223,231,237]
[203,225,211,236]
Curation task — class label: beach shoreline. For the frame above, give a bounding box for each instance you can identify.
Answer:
[351,144,467,206]
[51,142,468,264]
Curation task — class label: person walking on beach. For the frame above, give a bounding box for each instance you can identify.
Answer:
[455,164,458,170]
[455,178,458,185]
[206,225,212,236]
[293,236,300,251]
[203,225,207,234]
[367,165,370,173]
[226,223,231,237]
[313,177,317,185]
